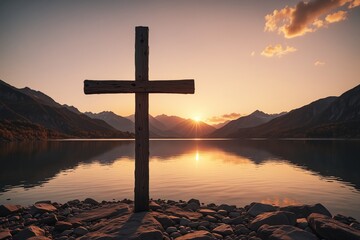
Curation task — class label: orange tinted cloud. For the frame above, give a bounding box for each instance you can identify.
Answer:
[261,44,297,57]
[325,10,347,23]
[265,0,358,38]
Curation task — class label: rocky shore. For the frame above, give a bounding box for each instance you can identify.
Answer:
[1,198,360,240]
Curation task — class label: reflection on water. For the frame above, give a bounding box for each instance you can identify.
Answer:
[0,139,359,220]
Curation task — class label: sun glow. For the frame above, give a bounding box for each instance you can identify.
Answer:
[193,116,201,122]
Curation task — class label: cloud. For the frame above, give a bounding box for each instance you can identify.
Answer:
[261,44,297,57]
[251,51,255,56]
[207,113,241,123]
[265,0,358,38]
[325,10,347,23]
[314,60,325,66]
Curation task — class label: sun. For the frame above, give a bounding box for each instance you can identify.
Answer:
[193,116,201,122]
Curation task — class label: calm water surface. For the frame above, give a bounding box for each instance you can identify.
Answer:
[1,139,359,220]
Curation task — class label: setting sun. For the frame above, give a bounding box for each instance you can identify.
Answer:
[193,116,201,122]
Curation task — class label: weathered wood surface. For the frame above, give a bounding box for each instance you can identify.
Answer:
[134,26,150,212]
[84,80,194,94]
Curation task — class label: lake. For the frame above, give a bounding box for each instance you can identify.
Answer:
[1,139,360,220]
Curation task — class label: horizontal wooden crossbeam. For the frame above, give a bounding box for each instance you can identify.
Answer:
[84,80,195,94]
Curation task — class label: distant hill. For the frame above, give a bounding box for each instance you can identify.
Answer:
[155,114,185,129]
[228,84,360,138]
[85,111,134,133]
[211,110,286,137]
[0,80,132,141]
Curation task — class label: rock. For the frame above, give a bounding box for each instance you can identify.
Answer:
[60,229,73,236]
[165,206,202,219]
[30,203,56,215]
[351,222,360,230]
[55,221,73,232]
[67,199,80,205]
[154,213,175,229]
[40,213,58,225]
[171,231,182,238]
[13,225,45,240]
[280,203,331,218]
[229,211,240,218]
[188,199,201,206]
[73,226,88,236]
[217,210,227,216]
[296,218,308,229]
[83,198,99,205]
[247,203,276,217]
[177,230,216,240]
[186,202,201,211]
[212,224,233,236]
[222,217,232,224]
[250,211,296,230]
[258,224,318,240]
[307,213,360,240]
[138,229,164,240]
[0,205,21,217]
[218,204,236,213]
[0,229,12,240]
[180,218,192,226]
[204,215,217,223]
[166,226,178,234]
[229,216,245,225]
[199,209,217,216]
[150,201,162,211]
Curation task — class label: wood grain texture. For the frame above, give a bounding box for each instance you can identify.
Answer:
[134,26,149,212]
[84,80,194,94]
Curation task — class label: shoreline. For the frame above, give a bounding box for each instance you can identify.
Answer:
[1,199,360,240]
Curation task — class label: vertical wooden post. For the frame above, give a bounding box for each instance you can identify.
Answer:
[134,26,149,212]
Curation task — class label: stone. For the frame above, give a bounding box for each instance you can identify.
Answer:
[229,216,245,225]
[307,213,360,240]
[250,211,296,230]
[154,213,175,229]
[171,232,182,238]
[180,218,192,226]
[176,230,216,240]
[217,210,227,216]
[166,206,202,219]
[212,224,233,236]
[73,226,88,236]
[188,199,201,206]
[150,201,162,211]
[218,204,236,213]
[60,230,73,236]
[296,218,308,229]
[138,229,164,240]
[55,221,73,232]
[30,203,56,215]
[166,226,178,234]
[199,209,217,216]
[229,212,240,218]
[351,222,360,230]
[198,226,209,231]
[13,225,45,240]
[40,213,58,225]
[204,215,217,223]
[212,232,223,239]
[84,198,99,205]
[247,203,277,217]
[258,224,318,240]
[0,205,21,217]
[280,203,331,218]
[0,230,12,240]
[222,217,232,224]
[186,202,201,211]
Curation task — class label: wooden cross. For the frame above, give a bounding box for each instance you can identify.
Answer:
[83,26,195,212]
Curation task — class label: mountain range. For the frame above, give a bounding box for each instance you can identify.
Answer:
[1,79,359,140]
[0,80,132,141]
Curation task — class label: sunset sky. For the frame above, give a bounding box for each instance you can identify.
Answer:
[1,0,359,124]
